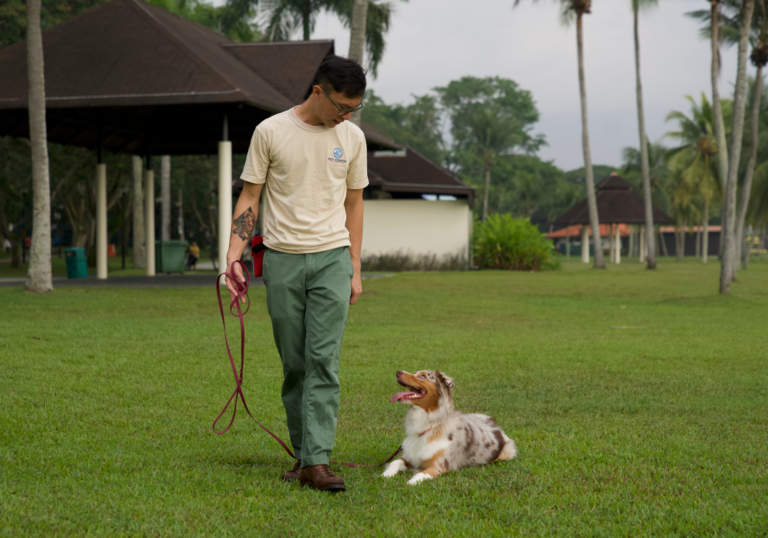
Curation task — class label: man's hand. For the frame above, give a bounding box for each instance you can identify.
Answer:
[350,270,363,305]
[226,256,247,304]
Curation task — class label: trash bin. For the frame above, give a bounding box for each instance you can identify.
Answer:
[155,240,188,274]
[64,247,88,279]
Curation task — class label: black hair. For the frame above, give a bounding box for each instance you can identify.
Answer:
[308,55,367,99]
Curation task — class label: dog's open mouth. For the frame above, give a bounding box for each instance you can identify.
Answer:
[390,380,426,403]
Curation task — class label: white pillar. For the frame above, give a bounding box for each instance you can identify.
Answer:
[96,163,108,279]
[161,155,171,241]
[145,169,156,276]
[615,224,621,265]
[639,225,646,264]
[218,140,232,281]
[581,224,589,264]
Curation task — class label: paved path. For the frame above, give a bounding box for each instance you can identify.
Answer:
[0,273,393,288]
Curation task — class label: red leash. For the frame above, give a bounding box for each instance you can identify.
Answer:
[213,260,401,468]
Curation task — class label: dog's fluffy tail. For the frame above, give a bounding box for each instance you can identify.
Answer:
[496,435,517,461]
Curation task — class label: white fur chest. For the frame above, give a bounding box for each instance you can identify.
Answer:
[400,407,452,469]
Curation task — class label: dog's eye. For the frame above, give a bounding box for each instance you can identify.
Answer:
[419,375,425,379]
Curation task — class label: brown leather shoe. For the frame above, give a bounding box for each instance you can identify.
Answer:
[299,464,346,492]
[282,459,301,482]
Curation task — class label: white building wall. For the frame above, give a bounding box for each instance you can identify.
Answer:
[362,199,472,259]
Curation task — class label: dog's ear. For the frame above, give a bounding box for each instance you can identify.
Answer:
[435,371,455,392]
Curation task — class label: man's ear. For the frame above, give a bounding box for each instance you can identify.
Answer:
[436,371,455,392]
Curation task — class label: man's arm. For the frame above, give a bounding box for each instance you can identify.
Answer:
[226,182,263,303]
[344,188,364,305]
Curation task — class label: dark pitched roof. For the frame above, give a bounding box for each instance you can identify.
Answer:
[554,173,674,225]
[0,0,292,111]
[223,40,335,105]
[0,0,401,154]
[368,146,474,203]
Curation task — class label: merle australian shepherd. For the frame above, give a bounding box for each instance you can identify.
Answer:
[383,370,517,485]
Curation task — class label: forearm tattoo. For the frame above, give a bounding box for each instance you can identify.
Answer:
[232,207,256,242]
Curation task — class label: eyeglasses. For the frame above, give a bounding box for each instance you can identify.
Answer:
[322,88,364,116]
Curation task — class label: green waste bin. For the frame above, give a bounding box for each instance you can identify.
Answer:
[155,240,189,274]
[65,247,88,279]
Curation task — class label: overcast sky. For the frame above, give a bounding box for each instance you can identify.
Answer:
[238,1,748,171]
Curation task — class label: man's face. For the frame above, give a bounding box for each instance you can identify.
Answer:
[316,86,363,128]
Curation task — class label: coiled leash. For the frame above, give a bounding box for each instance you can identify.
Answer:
[212,260,401,468]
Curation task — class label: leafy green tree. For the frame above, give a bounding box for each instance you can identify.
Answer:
[665,94,725,263]
[361,90,445,163]
[435,76,545,222]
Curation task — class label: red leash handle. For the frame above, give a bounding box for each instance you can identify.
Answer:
[212,260,296,459]
[212,260,402,467]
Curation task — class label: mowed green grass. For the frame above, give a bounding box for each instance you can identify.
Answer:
[1,259,767,537]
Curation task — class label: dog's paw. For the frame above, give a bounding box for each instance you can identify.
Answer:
[381,459,405,478]
[407,472,432,485]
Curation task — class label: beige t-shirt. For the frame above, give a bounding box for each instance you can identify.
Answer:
[240,108,368,254]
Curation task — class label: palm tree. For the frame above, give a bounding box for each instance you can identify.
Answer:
[346,0,396,125]
[737,1,768,268]
[689,0,768,272]
[25,0,53,293]
[665,95,722,264]
[720,0,755,293]
[514,0,604,268]
[632,0,658,269]
[258,0,394,71]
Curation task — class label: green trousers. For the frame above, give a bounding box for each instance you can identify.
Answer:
[263,246,353,467]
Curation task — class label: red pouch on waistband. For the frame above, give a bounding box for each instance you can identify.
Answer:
[250,236,266,277]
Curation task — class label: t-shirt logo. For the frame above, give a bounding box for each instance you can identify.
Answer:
[328,147,347,165]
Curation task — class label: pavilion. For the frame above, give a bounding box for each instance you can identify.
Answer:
[551,173,674,264]
[0,0,398,279]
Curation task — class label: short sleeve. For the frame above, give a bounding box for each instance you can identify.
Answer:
[346,128,369,190]
[240,127,269,184]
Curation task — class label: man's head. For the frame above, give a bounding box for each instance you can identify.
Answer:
[306,55,367,128]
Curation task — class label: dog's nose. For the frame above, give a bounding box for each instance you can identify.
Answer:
[396,370,403,376]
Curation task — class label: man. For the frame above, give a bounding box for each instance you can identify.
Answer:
[224,55,367,492]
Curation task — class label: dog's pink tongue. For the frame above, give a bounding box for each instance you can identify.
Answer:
[390,391,417,403]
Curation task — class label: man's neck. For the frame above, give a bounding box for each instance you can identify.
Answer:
[294,102,324,127]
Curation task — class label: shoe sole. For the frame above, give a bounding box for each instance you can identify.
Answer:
[299,482,346,492]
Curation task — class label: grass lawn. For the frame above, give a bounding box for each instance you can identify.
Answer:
[1,259,767,536]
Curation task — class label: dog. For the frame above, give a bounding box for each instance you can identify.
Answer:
[382,369,517,485]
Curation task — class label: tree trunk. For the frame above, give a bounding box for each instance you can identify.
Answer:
[711,2,729,193]
[303,8,310,41]
[132,155,145,268]
[161,155,171,241]
[482,167,491,222]
[720,0,756,294]
[25,0,52,293]
[348,0,368,127]
[659,228,669,257]
[576,13,604,269]
[695,229,701,259]
[702,198,709,264]
[736,65,763,272]
[634,5,656,269]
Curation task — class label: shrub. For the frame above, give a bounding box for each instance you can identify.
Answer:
[361,250,468,272]
[473,214,561,271]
